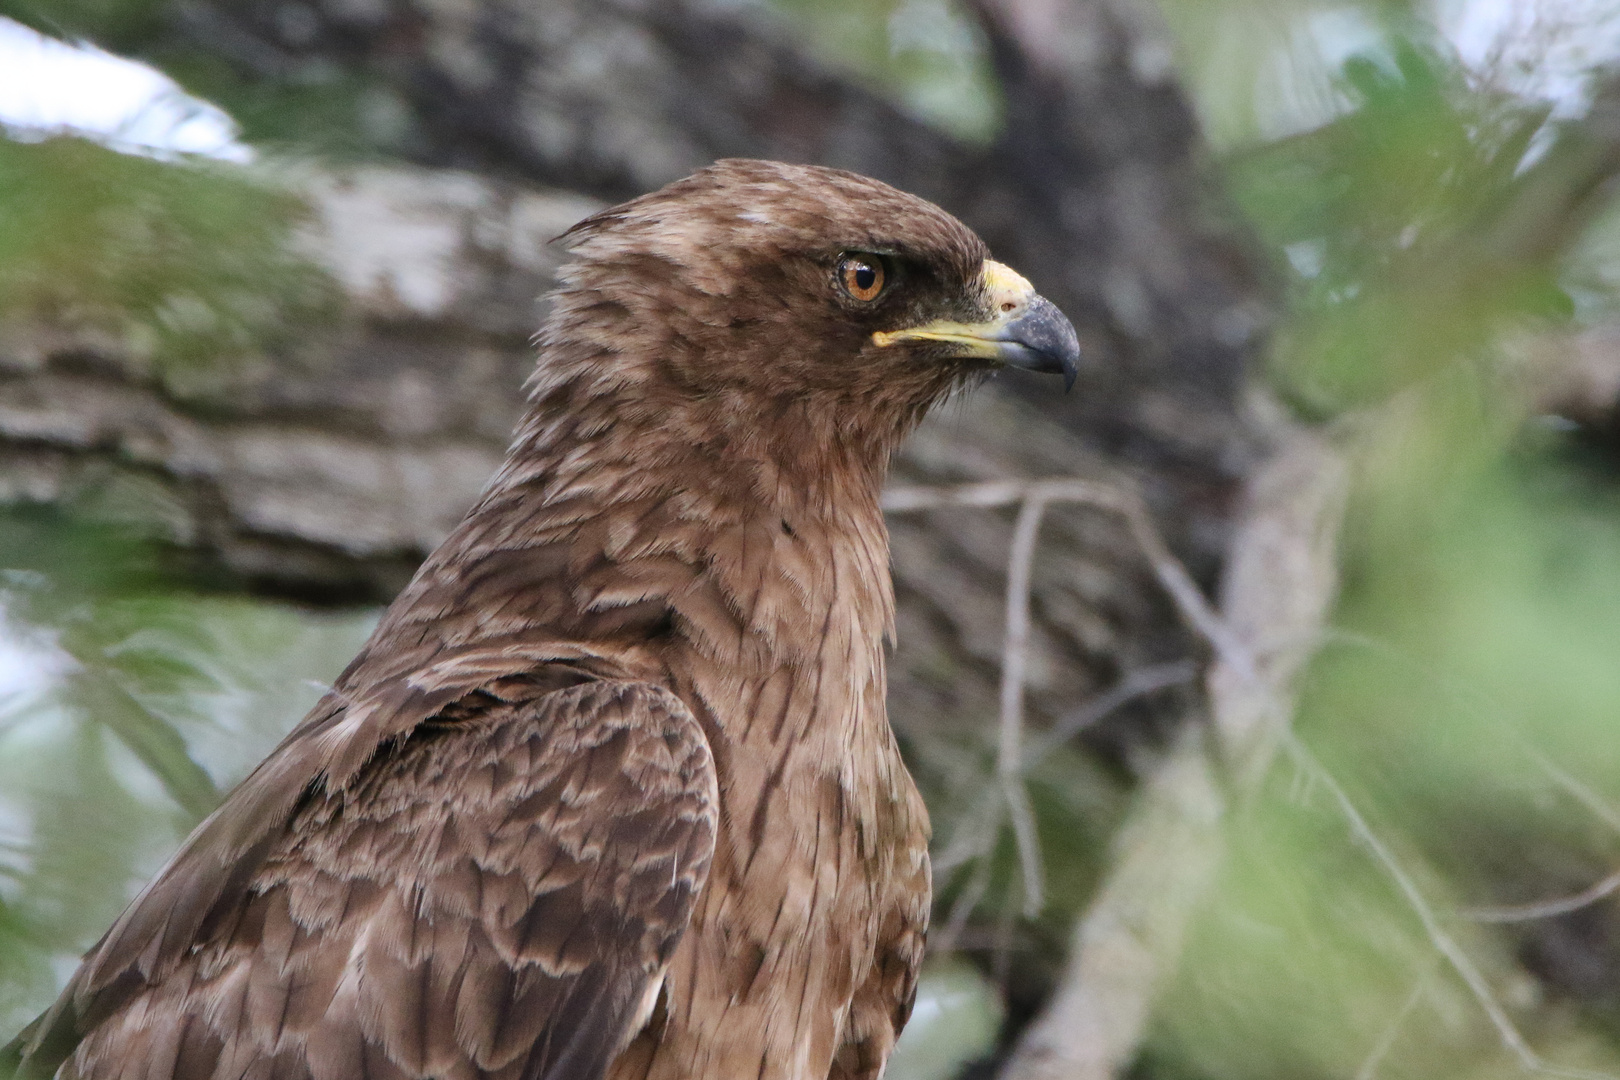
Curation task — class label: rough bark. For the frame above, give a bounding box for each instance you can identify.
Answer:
[0,166,594,602]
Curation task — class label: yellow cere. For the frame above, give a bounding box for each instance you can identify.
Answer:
[870,260,1035,353]
[980,260,1033,302]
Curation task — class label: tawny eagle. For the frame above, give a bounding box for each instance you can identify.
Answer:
[5,159,1079,1080]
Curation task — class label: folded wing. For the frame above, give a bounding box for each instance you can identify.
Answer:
[9,679,717,1080]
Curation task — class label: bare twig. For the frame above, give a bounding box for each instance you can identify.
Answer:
[888,454,1428,1080]
[930,659,1195,927]
[1461,869,1620,924]
[1450,754,1620,925]
[1119,510,1257,685]
[1004,777,1045,918]
[884,479,1259,684]
[1285,733,1529,1063]
[1000,495,1050,916]
[932,857,995,956]
[998,729,1227,1080]
[886,472,1285,1080]
[1353,965,1436,1080]
[883,478,1063,512]
[1534,752,1620,837]
[997,430,1351,1080]
[885,477,1250,919]
[1025,660,1198,765]
[1320,643,1620,931]
[1286,734,1620,1080]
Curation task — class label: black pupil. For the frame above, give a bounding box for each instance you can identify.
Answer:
[853,264,876,291]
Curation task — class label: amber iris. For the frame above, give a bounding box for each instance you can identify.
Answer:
[838,255,885,301]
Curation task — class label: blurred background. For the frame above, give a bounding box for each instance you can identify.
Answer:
[4,1,1620,1078]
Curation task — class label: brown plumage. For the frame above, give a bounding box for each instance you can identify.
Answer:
[4,159,1078,1080]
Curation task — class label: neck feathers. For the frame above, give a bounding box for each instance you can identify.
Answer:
[375,351,898,690]
[483,376,897,663]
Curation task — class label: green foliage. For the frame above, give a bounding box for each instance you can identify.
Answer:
[0,0,168,53]
[889,959,1006,1080]
[1228,42,1571,415]
[178,68,402,159]
[8,0,998,153]
[0,509,374,1034]
[1156,0,1428,150]
[1,0,410,157]
[758,0,1001,142]
[1133,13,1620,1080]
[1143,452,1620,1080]
[0,135,335,377]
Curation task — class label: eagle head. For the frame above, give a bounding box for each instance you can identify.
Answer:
[533,158,1078,468]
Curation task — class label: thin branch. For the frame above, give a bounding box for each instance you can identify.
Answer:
[1000,495,1049,917]
[1287,734,1530,1064]
[994,433,1352,1080]
[1354,964,1435,1080]
[1461,869,1620,924]
[1025,660,1198,766]
[1324,643,1620,928]
[884,479,1259,684]
[887,478,1250,925]
[934,473,1620,1077]
[999,496,1045,760]
[932,857,994,956]
[931,784,1003,877]
[1534,752,1620,837]
[882,478,1079,513]
[927,663,1195,930]
[929,662,1196,896]
[1287,734,1620,1080]
[1118,506,1255,685]
[1004,774,1045,918]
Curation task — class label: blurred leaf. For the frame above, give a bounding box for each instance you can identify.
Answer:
[755,0,1000,142]
[0,506,373,1032]
[0,134,336,378]
[888,959,1005,1080]
[65,671,219,820]
[0,0,168,51]
[1228,40,1572,415]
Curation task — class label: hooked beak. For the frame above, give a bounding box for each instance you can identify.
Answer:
[871,260,1081,391]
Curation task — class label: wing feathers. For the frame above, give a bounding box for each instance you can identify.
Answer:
[21,679,715,1080]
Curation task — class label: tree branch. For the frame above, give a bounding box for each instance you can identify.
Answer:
[998,422,1350,1080]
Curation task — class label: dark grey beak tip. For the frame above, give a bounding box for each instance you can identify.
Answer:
[997,295,1081,393]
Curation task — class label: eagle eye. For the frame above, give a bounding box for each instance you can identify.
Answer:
[837,254,886,303]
